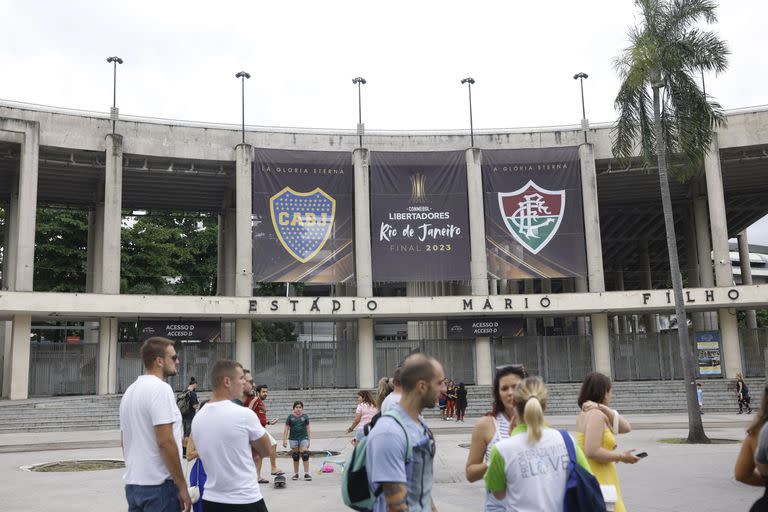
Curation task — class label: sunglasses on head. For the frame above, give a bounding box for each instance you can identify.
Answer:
[495,364,527,377]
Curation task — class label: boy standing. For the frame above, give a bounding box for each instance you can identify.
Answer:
[282,401,312,481]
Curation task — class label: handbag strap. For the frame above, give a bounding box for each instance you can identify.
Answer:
[558,430,577,480]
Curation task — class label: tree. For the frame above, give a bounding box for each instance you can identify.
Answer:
[613,0,729,443]
[34,208,89,292]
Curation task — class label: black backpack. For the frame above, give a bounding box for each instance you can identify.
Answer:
[176,391,191,415]
[559,430,607,512]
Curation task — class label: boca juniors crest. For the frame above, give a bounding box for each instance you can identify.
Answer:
[270,187,336,263]
[498,180,565,255]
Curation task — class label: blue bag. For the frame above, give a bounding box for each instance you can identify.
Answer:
[559,430,607,512]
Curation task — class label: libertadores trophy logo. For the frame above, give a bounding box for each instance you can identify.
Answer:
[498,180,565,254]
[270,187,336,263]
[410,172,427,203]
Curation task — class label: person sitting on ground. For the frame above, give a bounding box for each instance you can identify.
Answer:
[735,384,768,486]
[576,372,639,512]
[466,364,527,511]
[347,390,378,443]
[283,400,312,481]
[380,367,404,413]
[484,376,593,512]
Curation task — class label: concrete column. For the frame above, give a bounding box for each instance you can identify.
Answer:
[466,148,492,385]
[8,314,31,400]
[638,238,658,334]
[0,120,39,400]
[738,232,758,330]
[704,135,741,378]
[579,144,610,375]
[353,149,375,388]
[685,204,706,332]
[101,135,122,294]
[83,212,99,345]
[97,317,118,394]
[575,277,588,335]
[694,192,717,330]
[94,135,123,395]
[234,145,254,366]
[524,280,537,334]
[542,280,554,332]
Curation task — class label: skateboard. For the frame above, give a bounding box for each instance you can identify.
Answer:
[273,474,287,488]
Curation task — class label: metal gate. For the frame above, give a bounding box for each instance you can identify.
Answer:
[611,332,687,381]
[118,342,235,393]
[493,335,593,383]
[375,339,476,385]
[740,328,768,377]
[252,339,358,390]
[29,343,98,396]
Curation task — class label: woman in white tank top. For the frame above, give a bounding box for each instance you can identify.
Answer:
[465,364,527,511]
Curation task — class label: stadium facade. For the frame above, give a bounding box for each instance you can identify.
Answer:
[0,100,767,400]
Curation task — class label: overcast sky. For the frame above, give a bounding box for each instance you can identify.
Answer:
[2,0,767,244]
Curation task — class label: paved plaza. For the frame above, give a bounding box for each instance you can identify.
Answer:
[0,413,762,512]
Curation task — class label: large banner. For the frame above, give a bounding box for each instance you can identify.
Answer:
[252,149,354,284]
[138,320,221,343]
[370,151,471,282]
[483,148,587,279]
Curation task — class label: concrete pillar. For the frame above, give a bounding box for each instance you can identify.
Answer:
[579,144,610,376]
[638,238,658,334]
[97,317,118,394]
[8,314,31,400]
[704,135,741,378]
[234,145,254,366]
[738,232,758,330]
[466,148,492,385]
[694,192,717,330]
[524,280,537,334]
[489,278,498,296]
[0,120,39,399]
[542,280,554,332]
[685,204,706,332]
[94,135,123,395]
[353,149,375,388]
[575,278,588,335]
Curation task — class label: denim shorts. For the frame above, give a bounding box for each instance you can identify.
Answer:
[289,439,309,450]
[126,479,179,512]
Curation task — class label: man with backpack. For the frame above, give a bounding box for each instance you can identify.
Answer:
[365,354,445,512]
[178,377,199,453]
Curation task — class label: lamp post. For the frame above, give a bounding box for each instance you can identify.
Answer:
[106,56,123,134]
[573,72,588,143]
[460,77,475,148]
[235,71,251,144]
[352,77,366,149]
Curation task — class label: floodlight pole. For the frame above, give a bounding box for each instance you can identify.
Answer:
[573,72,589,143]
[460,77,475,148]
[106,56,123,134]
[235,71,251,144]
[352,77,366,149]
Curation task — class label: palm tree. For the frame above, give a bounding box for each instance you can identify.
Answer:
[612,0,728,443]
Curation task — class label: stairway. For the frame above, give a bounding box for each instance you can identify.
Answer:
[0,378,759,433]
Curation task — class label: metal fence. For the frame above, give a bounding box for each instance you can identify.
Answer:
[117,342,235,393]
[375,339,476,385]
[29,343,98,396]
[611,332,689,381]
[741,328,768,378]
[493,335,594,383]
[252,339,358,390]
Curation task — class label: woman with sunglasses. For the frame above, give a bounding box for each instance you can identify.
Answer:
[484,376,593,511]
[465,364,527,511]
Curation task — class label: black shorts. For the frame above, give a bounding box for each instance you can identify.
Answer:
[203,499,268,512]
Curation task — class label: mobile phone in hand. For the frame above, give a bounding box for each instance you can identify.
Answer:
[635,452,648,458]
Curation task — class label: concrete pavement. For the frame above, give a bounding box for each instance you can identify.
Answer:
[0,413,762,511]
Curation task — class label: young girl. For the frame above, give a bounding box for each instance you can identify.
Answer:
[346,390,378,443]
[283,400,312,481]
[484,377,593,512]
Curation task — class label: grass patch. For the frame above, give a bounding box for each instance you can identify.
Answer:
[659,438,739,445]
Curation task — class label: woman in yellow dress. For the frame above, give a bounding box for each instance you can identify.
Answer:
[575,372,641,512]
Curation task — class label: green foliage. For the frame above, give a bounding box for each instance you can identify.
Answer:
[34,208,88,292]
[250,282,301,342]
[612,0,729,180]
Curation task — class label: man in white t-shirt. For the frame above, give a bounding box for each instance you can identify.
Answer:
[192,360,272,512]
[120,337,191,512]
